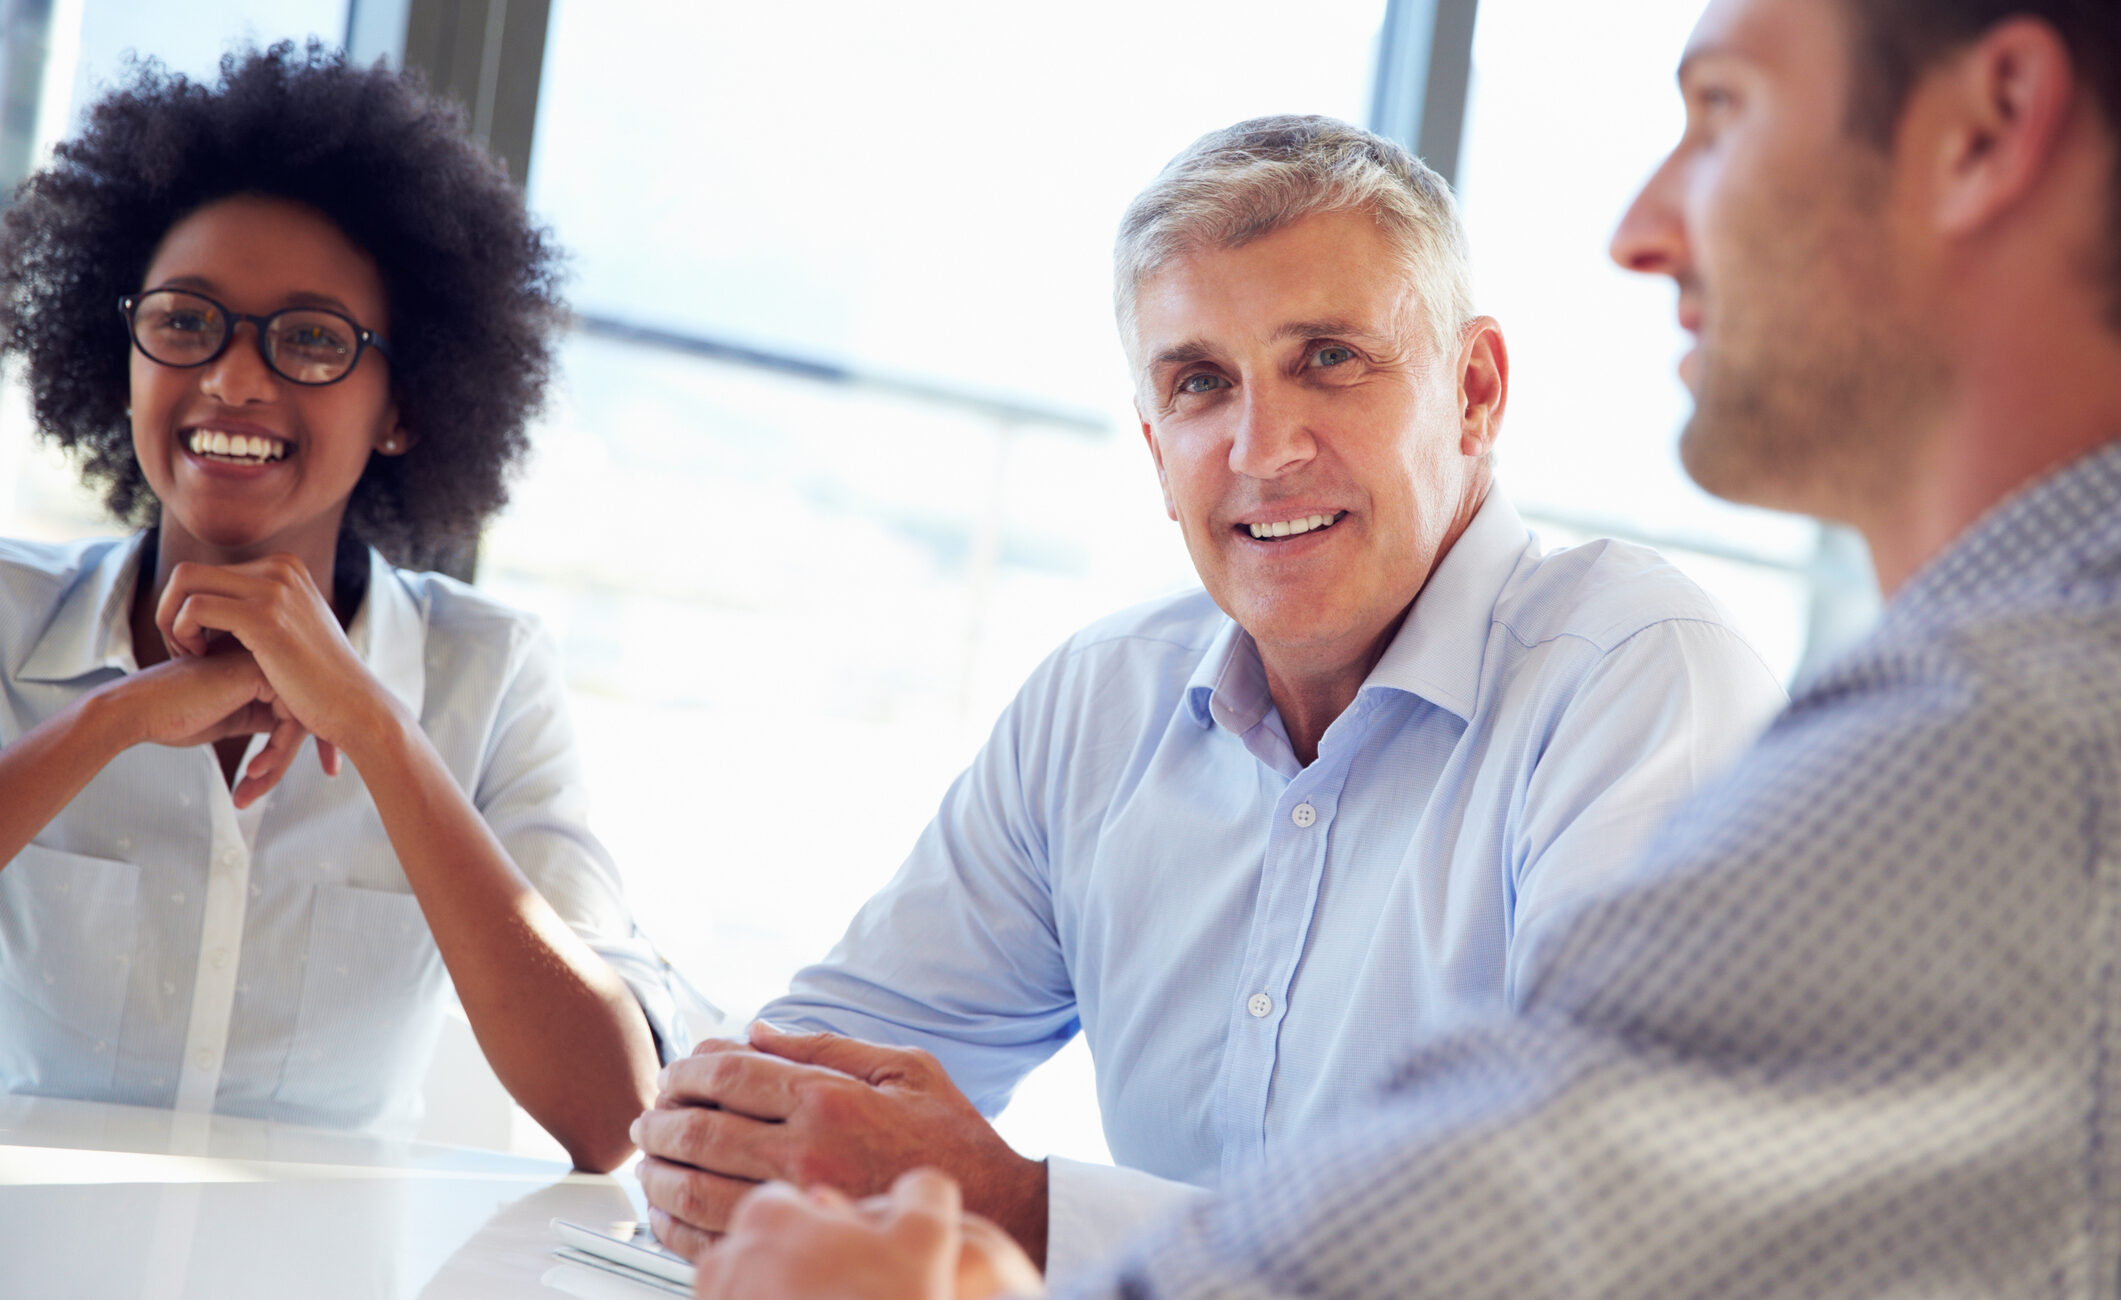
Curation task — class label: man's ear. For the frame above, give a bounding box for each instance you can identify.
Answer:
[1137,401,1177,520]
[1456,317,1508,459]
[1926,17,2077,237]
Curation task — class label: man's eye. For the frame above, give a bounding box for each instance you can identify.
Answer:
[1312,345,1355,368]
[1178,373,1227,395]
[1687,86,1737,134]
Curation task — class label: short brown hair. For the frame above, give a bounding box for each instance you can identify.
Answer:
[1841,1,2119,321]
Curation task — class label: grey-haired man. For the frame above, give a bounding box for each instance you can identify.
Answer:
[637,115,1782,1280]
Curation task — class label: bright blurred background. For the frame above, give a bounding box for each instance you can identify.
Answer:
[0,0,1877,1164]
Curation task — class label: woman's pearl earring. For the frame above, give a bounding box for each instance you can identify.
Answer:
[380,437,399,453]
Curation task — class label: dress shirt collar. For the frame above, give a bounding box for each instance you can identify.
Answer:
[1184,619,1273,735]
[18,533,149,682]
[1361,489,1529,723]
[1183,488,1531,731]
[18,532,426,716]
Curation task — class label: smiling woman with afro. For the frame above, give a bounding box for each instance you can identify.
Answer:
[1,40,561,561]
[0,43,690,1172]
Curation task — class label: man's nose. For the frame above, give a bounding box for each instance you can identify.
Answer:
[1610,151,1688,277]
[196,323,277,404]
[1228,379,1316,480]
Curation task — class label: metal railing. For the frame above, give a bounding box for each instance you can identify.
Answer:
[571,312,1110,436]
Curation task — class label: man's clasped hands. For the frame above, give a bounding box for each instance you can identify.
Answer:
[634,1020,1049,1300]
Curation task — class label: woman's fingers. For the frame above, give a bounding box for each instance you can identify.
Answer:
[233,714,310,808]
[155,561,270,656]
[152,556,380,757]
[167,592,256,662]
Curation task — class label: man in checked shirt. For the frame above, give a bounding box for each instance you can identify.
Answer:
[678,0,2121,1296]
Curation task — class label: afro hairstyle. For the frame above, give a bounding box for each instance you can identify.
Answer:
[0,40,566,565]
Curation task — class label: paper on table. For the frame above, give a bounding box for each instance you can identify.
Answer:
[550,1219,695,1293]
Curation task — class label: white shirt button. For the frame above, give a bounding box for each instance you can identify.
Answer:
[1290,802,1317,828]
[193,1049,213,1069]
[1247,992,1274,1018]
[209,949,231,972]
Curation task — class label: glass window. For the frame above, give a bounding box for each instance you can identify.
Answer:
[1456,0,1876,682]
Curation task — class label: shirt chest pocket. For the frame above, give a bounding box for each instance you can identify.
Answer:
[0,844,144,1094]
[272,883,446,1130]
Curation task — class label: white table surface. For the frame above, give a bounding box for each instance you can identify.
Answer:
[0,1093,677,1299]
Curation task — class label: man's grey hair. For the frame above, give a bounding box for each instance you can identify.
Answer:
[1114,114,1476,374]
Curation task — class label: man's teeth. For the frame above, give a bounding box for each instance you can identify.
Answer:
[187,430,289,462]
[1248,512,1344,540]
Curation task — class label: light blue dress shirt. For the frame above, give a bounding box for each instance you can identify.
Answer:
[762,489,1785,1274]
[0,532,694,1133]
[1058,441,2121,1300]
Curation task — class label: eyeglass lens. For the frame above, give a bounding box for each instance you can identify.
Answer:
[130,289,363,385]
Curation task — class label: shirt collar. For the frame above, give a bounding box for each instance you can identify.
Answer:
[17,533,150,682]
[17,533,426,717]
[1182,487,1531,732]
[345,547,426,717]
[1183,618,1273,733]
[1361,489,1530,723]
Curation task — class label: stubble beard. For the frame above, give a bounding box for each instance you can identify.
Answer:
[1678,160,1946,529]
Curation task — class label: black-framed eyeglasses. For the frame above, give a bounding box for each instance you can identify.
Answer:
[118,288,394,387]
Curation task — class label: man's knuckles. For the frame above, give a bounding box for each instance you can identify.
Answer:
[642,1158,747,1229]
[654,1105,744,1168]
[697,1048,765,1099]
[789,1073,874,1130]
[646,1205,718,1263]
[899,1045,947,1083]
[689,1036,756,1059]
[667,1043,781,1107]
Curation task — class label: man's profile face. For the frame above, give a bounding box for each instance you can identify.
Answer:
[1132,208,1487,672]
[1610,0,1941,519]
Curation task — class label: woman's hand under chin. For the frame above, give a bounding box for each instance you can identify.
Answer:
[153,553,404,787]
[90,648,307,805]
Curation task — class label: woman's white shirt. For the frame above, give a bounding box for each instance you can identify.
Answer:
[0,532,692,1133]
